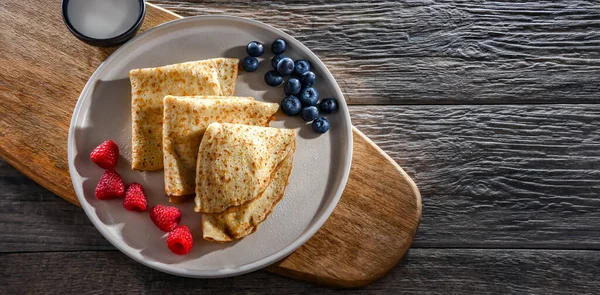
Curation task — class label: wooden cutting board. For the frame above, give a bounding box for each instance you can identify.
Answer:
[0,0,421,288]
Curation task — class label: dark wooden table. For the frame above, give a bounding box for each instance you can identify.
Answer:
[2,1,600,293]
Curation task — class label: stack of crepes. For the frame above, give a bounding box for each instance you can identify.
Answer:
[128,58,296,242]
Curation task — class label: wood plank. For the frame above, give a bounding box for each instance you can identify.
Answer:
[2,104,600,252]
[350,104,600,249]
[2,249,599,293]
[153,0,600,104]
[0,160,112,252]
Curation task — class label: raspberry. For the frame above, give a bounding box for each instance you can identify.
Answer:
[90,140,119,169]
[123,183,147,212]
[95,170,125,200]
[150,205,181,232]
[167,226,193,255]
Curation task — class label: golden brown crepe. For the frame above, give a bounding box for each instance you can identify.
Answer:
[162,96,279,200]
[202,153,294,242]
[129,58,239,171]
[194,123,296,214]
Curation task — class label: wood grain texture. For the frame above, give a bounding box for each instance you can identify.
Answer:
[350,104,600,249]
[154,0,600,104]
[0,0,421,287]
[2,249,600,294]
[0,160,112,252]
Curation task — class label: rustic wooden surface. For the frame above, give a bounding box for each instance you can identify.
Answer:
[0,0,422,287]
[3,250,600,294]
[153,0,600,105]
[2,0,600,293]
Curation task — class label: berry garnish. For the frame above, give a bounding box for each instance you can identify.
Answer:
[90,140,119,169]
[246,41,264,57]
[280,95,302,116]
[123,183,148,212]
[319,98,338,114]
[167,225,193,255]
[265,70,284,87]
[300,71,316,88]
[271,39,287,54]
[95,169,125,200]
[294,60,311,76]
[150,205,181,232]
[242,56,259,72]
[299,87,319,106]
[284,78,301,96]
[271,54,286,69]
[276,57,295,76]
[312,117,330,133]
[301,106,319,122]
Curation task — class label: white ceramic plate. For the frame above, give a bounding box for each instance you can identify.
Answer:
[68,16,352,278]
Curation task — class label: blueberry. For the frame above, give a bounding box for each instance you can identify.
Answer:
[264,70,283,87]
[284,78,301,96]
[300,71,316,88]
[298,87,319,106]
[272,54,286,69]
[319,98,338,114]
[312,117,330,133]
[277,57,295,76]
[246,41,264,57]
[294,60,311,76]
[271,39,287,54]
[280,96,302,116]
[301,106,319,122]
[242,56,259,72]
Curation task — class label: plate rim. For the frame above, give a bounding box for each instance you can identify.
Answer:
[67,15,353,278]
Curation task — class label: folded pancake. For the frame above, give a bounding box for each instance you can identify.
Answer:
[162,96,279,200]
[129,58,239,171]
[202,153,294,242]
[194,123,296,214]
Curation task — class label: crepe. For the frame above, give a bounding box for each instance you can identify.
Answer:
[202,153,294,242]
[129,58,239,171]
[162,96,279,200]
[194,123,296,214]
